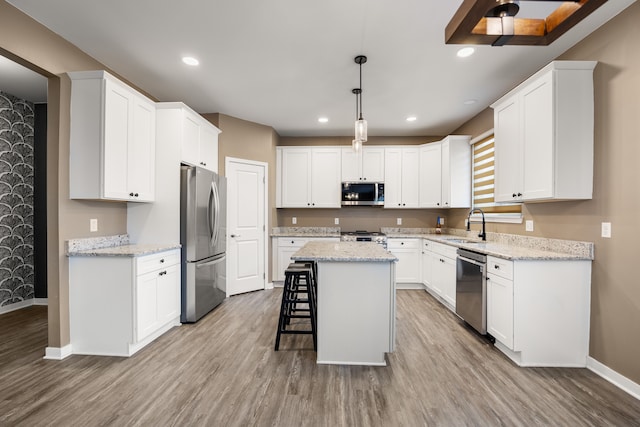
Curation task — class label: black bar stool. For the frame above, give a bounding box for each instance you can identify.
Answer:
[274,264,317,351]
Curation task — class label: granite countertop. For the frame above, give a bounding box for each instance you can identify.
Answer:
[66,234,181,257]
[291,241,397,262]
[271,227,341,238]
[382,228,594,261]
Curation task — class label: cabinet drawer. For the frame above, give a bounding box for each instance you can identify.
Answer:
[487,256,513,280]
[387,238,420,250]
[429,241,458,259]
[278,238,309,247]
[137,249,180,275]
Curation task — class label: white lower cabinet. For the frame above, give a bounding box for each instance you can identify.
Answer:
[486,255,592,367]
[421,239,432,288]
[486,272,514,350]
[271,237,339,282]
[427,241,457,309]
[69,249,181,357]
[387,238,421,285]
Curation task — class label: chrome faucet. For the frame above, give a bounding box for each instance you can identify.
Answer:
[467,208,486,241]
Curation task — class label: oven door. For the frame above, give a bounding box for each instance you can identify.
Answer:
[455,255,487,334]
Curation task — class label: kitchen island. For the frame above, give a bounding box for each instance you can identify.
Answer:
[291,241,397,366]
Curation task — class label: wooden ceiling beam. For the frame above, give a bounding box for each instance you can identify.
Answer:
[445,0,609,46]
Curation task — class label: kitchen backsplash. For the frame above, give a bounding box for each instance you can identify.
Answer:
[0,91,35,308]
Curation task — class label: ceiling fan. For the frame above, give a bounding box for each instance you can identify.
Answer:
[445,0,608,46]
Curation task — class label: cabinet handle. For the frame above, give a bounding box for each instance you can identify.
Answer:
[230,234,241,238]
[494,265,500,269]
[134,193,139,197]
[486,276,490,281]
[517,192,522,197]
[159,270,167,276]
[512,193,517,198]
[129,192,134,197]
[440,258,445,263]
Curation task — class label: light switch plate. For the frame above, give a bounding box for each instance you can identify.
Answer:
[525,220,534,232]
[292,217,297,225]
[397,218,402,225]
[90,218,98,232]
[601,222,612,238]
[334,218,339,225]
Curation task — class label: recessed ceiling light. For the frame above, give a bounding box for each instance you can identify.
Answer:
[182,56,199,66]
[406,116,417,122]
[457,47,475,58]
[464,99,477,105]
[318,117,329,123]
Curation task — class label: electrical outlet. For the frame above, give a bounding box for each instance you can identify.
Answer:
[525,220,534,232]
[601,222,611,238]
[397,218,402,225]
[90,218,98,232]
[292,217,297,225]
[440,217,445,226]
[334,218,339,225]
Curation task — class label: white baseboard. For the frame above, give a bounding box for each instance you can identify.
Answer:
[44,344,73,360]
[0,299,33,314]
[587,357,640,400]
[33,298,48,306]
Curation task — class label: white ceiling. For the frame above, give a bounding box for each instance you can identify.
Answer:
[0,55,47,103]
[3,0,637,136]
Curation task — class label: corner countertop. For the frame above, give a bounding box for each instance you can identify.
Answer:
[271,227,341,238]
[66,234,181,257]
[382,228,594,261]
[291,241,397,262]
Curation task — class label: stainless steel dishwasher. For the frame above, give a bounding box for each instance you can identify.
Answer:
[456,248,487,335]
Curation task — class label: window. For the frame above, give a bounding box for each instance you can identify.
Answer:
[471,130,522,221]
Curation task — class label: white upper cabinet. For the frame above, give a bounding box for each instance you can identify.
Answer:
[341,147,385,182]
[491,61,596,203]
[384,147,420,208]
[277,147,341,208]
[419,137,471,208]
[172,105,220,172]
[69,70,156,202]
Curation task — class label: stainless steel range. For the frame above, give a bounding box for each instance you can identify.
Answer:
[340,230,387,249]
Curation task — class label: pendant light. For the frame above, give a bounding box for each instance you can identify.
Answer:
[352,55,367,152]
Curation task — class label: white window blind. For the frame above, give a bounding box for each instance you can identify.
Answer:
[472,134,521,215]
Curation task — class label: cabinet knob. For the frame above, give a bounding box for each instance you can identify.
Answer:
[517,192,522,197]
[402,203,406,206]
[160,259,165,263]
[129,192,134,197]
[359,177,362,180]
[307,203,311,206]
[512,193,517,198]
[440,259,445,263]
[437,203,440,206]
[312,203,315,206]
[291,240,295,244]
[134,193,139,197]
[363,177,367,181]
[494,265,500,269]
[401,242,404,245]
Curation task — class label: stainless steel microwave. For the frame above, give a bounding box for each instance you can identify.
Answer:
[341,182,384,206]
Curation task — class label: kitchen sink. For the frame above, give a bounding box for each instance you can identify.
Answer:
[443,238,482,244]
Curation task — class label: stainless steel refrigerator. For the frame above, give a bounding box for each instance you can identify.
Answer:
[180,165,227,323]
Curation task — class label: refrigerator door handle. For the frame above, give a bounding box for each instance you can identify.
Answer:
[212,181,221,248]
[196,253,226,268]
[208,182,216,247]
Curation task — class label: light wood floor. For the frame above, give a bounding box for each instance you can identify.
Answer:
[1,290,639,426]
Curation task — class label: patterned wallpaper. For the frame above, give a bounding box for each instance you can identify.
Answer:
[0,91,35,307]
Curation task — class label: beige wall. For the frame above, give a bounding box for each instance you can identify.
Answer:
[204,113,279,280]
[1,1,136,348]
[449,3,640,383]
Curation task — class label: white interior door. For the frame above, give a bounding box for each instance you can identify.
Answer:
[226,158,266,296]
